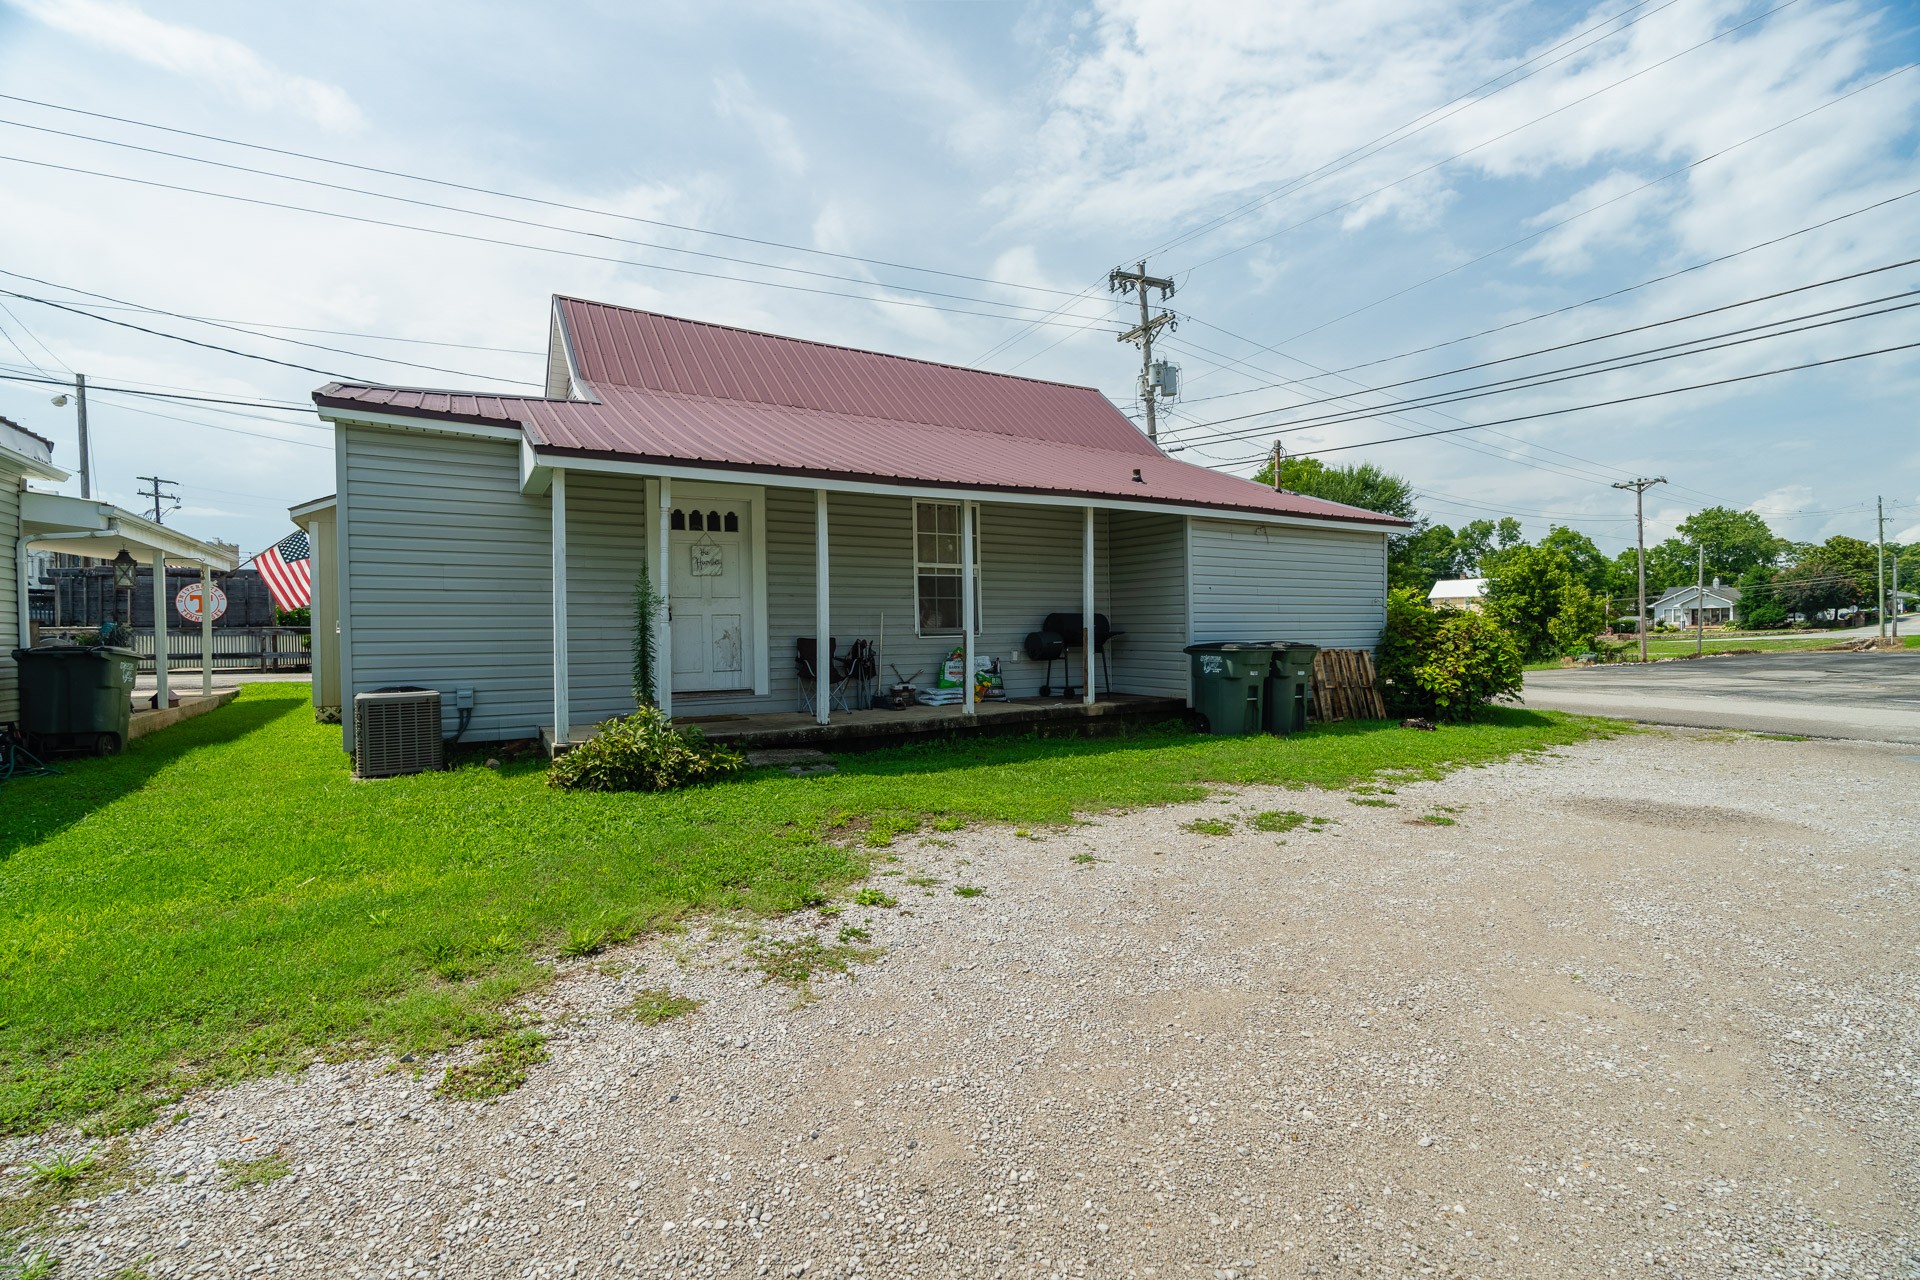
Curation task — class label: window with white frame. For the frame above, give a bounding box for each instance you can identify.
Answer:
[915,500,982,634]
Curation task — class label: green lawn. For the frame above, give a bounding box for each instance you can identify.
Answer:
[0,683,1606,1135]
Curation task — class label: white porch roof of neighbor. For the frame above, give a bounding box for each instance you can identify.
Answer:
[21,491,238,568]
[1428,577,1488,601]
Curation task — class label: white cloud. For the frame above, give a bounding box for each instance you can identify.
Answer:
[712,70,808,177]
[8,0,363,130]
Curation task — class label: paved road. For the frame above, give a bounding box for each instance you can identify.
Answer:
[1523,650,1920,742]
[1657,613,1918,648]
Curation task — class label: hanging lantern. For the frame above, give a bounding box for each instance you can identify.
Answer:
[112,548,138,588]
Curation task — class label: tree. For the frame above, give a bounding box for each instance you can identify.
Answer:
[1674,507,1782,580]
[1391,521,1466,594]
[1536,525,1610,595]
[1733,564,1787,628]
[1453,518,1524,577]
[1255,456,1417,521]
[1773,544,1865,622]
[1484,544,1606,660]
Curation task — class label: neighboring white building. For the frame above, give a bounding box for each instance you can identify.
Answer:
[309,296,1411,754]
[1653,579,1741,627]
[1428,578,1488,611]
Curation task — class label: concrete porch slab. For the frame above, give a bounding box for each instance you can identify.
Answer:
[546,693,1194,756]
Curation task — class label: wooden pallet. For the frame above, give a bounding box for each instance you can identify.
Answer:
[1311,649,1388,722]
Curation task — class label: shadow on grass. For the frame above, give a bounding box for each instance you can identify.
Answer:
[0,693,303,864]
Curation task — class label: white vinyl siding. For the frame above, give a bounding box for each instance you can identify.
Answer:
[1106,511,1189,698]
[340,425,552,744]
[1188,517,1387,651]
[0,472,21,723]
[564,471,650,725]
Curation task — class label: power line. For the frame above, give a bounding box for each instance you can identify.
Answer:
[1288,338,1920,457]
[1176,290,1920,441]
[1160,332,1637,496]
[0,153,1120,333]
[976,0,1680,372]
[0,92,1088,303]
[0,268,542,386]
[1179,57,1916,389]
[1141,0,1681,263]
[73,307,542,356]
[0,369,332,414]
[0,113,1124,322]
[1,288,364,380]
[1192,185,1920,409]
[1178,256,1920,414]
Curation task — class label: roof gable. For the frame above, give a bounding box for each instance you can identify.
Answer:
[554,297,1155,455]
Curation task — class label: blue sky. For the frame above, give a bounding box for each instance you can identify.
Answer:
[0,0,1915,561]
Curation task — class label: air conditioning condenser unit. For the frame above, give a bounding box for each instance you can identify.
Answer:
[353,687,444,778]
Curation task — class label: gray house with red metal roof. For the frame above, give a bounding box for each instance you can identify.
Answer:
[311,296,1405,751]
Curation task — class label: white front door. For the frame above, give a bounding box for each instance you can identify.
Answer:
[669,498,753,693]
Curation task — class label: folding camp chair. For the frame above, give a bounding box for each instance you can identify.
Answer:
[796,637,858,714]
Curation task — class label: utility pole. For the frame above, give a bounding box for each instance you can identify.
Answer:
[1876,495,1887,638]
[1695,542,1706,657]
[136,475,180,525]
[1613,476,1666,663]
[74,372,90,499]
[1269,438,1285,491]
[1110,261,1176,442]
[50,373,91,497]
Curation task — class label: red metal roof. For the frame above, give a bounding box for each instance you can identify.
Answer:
[313,299,1408,528]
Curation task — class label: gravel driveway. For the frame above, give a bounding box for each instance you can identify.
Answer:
[14,729,1918,1280]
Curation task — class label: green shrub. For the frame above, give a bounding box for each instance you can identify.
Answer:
[1413,611,1523,720]
[1376,587,1442,715]
[1377,590,1518,719]
[546,707,745,793]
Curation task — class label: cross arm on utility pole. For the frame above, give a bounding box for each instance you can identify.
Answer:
[1117,312,1175,346]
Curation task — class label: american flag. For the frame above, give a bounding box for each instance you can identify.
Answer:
[251,530,313,611]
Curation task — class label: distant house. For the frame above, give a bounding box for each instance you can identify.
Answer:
[308,296,1411,752]
[1653,579,1741,627]
[1428,578,1488,612]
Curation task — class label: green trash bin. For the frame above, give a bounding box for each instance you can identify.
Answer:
[12,646,138,756]
[1183,642,1269,735]
[1262,643,1319,735]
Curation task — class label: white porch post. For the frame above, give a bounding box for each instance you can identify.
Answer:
[551,469,570,745]
[1082,506,1096,706]
[150,549,169,708]
[656,478,673,716]
[199,565,213,697]
[961,500,976,717]
[814,489,830,725]
[14,529,29,657]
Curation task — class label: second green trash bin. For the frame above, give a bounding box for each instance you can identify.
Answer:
[1262,643,1319,735]
[1183,642,1269,735]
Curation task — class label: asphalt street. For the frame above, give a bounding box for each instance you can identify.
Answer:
[1522,651,1920,743]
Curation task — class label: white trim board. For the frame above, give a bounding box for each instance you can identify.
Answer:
[319,409,1405,536]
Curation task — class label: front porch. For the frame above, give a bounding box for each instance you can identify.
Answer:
[544,691,1191,755]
